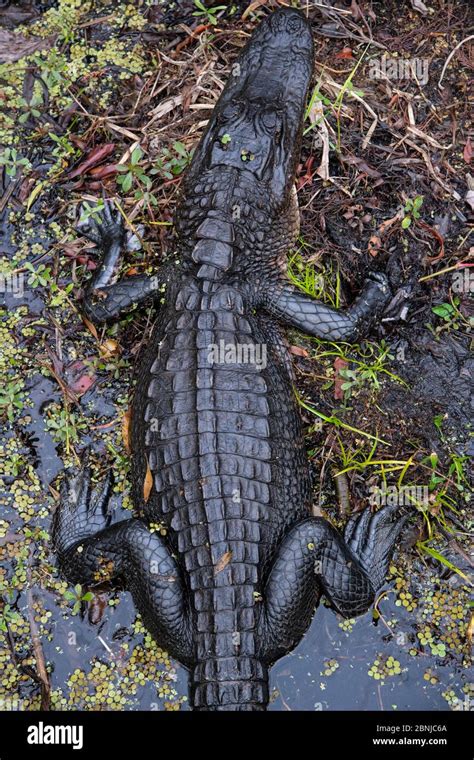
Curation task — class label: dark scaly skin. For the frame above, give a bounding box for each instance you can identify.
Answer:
[53,9,405,711]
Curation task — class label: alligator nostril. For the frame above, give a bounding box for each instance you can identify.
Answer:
[270,10,286,33]
[287,16,303,33]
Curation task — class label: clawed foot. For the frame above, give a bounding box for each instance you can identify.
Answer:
[52,453,114,558]
[344,503,407,592]
[77,197,125,249]
[363,271,391,307]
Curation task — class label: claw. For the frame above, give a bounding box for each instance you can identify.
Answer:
[90,470,114,522]
[53,455,115,557]
[345,508,371,551]
[77,220,101,245]
[77,197,125,251]
[102,189,115,224]
[344,503,407,592]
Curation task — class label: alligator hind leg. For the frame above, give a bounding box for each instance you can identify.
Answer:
[257,505,405,664]
[78,198,171,323]
[52,463,193,666]
[260,272,391,342]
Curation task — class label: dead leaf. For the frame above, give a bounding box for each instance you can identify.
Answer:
[99,339,121,359]
[70,373,95,395]
[410,0,428,15]
[214,551,233,575]
[350,0,363,20]
[143,460,153,503]
[368,234,381,257]
[334,357,348,400]
[66,359,96,396]
[82,316,98,340]
[463,138,472,165]
[68,144,116,179]
[465,190,474,211]
[88,163,120,179]
[335,47,353,60]
[242,0,268,19]
[467,613,474,646]
[344,155,382,180]
[419,220,445,263]
[0,29,54,63]
[289,345,309,358]
[88,593,108,625]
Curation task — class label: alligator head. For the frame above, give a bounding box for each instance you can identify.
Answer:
[186,8,314,207]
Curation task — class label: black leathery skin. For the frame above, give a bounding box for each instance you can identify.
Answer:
[53,8,404,711]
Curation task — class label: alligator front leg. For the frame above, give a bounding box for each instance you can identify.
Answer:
[258,505,405,664]
[260,272,390,341]
[78,199,171,323]
[52,463,193,666]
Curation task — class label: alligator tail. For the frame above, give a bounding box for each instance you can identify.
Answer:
[191,655,269,711]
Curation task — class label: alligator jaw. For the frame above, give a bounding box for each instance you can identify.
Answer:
[187,8,314,205]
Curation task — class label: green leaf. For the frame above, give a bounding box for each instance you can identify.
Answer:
[130,146,142,165]
[173,141,188,157]
[432,303,453,320]
[121,172,133,192]
[401,216,411,229]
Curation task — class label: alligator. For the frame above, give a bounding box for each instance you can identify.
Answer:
[53,8,405,711]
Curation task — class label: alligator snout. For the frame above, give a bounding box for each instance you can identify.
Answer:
[249,7,314,61]
[186,8,314,202]
[267,7,312,43]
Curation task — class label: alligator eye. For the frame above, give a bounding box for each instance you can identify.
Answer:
[221,101,242,120]
[262,111,278,130]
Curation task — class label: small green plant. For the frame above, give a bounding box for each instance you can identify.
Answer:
[0,148,31,178]
[0,380,25,422]
[45,404,87,449]
[192,0,227,25]
[24,262,53,288]
[432,296,462,326]
[287,247,340,308]
[0,603,22,632]
[6,451,25,477]
[430,295,472,337]
[63,584,94,615]
[338,342,398,397]
[78,200,106,226]
[402,195,423,229]
[153,141,192,181]
[84,355,130,381]
[18,93,43,124]
[116,146,151,193]
[49,132,76,160]
[48,282,75,308]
